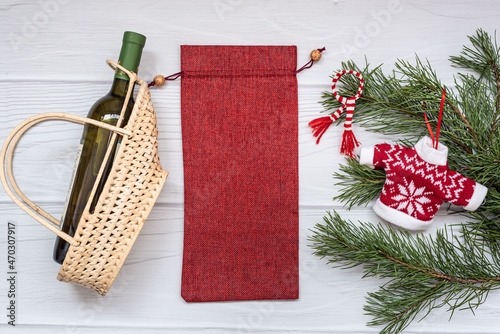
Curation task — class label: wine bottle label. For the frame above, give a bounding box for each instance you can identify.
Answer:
[114,139,122,163]
[102,114,119,122]
[60,143,84,222]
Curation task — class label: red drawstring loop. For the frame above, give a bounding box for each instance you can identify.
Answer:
[148,71,184,88]
[296,47,326,74]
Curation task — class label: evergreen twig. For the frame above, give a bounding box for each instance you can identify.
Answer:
[310,212,500,334]
[310,29,500,333]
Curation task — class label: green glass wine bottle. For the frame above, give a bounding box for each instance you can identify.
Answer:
[53,31,146,264]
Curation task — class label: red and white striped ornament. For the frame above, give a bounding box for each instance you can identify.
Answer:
[309,70,364,158]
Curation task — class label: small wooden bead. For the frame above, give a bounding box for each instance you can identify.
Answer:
[310,49,322,62]
[154,75,166,87]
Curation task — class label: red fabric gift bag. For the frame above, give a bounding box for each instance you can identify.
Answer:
[180,45,299,302]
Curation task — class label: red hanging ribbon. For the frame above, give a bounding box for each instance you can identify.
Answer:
[435,88,445,149]
[423,88,446,149]
[423,102,435,146]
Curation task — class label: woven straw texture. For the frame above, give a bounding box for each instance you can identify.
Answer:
[0,60,168,296]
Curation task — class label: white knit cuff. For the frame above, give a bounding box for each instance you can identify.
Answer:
[373,199,434,231]
[359,145,375,169]
[464,183,488,211]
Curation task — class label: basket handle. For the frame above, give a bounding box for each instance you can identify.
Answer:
[0,112,132,247]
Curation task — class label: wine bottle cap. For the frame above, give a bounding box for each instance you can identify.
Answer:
[115,31,146,80]
[123,31,146,47]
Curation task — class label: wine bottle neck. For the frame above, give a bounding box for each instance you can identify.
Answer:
[110,77,134,98]
[114,31,146,81]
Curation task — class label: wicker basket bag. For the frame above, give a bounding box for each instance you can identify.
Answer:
[0,60,168,295]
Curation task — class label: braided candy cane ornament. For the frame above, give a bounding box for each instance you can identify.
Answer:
[309,70,364,158]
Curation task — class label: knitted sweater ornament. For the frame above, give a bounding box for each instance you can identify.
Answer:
[359,136,488,230]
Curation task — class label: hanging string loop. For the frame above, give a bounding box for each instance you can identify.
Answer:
[423,88,446,149]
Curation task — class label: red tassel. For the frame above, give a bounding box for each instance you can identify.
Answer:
[340,129,360,158]
[308,116,333,144]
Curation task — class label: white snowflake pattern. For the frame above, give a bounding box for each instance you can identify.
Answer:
[390,178,432,216]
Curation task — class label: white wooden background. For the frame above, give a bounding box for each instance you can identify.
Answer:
[1,1,500,333]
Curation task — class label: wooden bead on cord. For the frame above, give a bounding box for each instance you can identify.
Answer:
[310,49,322,61]
[154,75,166,87]
[295,47,325,74]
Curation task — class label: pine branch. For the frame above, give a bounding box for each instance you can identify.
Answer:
[333,158,385,208]
[320,59,477,156]
[309,212,500,334]
[311,29,500,333]
[450,29,500,138]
